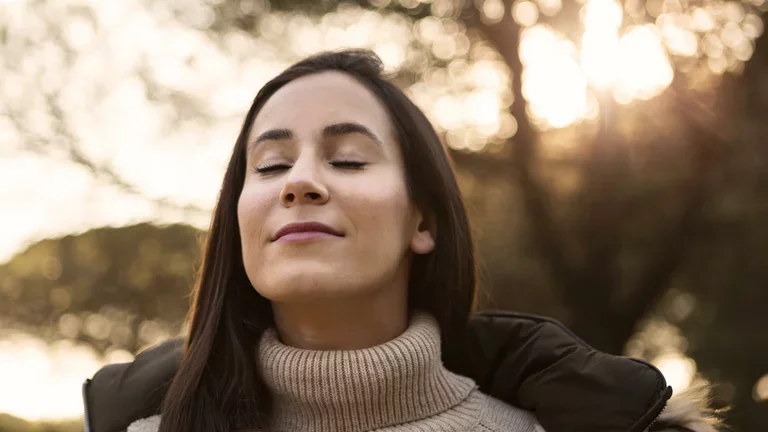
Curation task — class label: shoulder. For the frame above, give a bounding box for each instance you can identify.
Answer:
[127,414,161,432]
[475,391,545,432]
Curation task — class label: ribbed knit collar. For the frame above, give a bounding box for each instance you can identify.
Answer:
[257,311,477,432]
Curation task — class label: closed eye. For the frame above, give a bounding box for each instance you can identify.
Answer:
[331,161,366,169]
[254,163,291,174]
[254,161,366,175]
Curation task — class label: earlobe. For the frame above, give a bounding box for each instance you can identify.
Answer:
[411,230,435,254]
[411,212,436,255]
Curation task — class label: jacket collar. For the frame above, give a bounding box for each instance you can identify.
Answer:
[463,311,673,432]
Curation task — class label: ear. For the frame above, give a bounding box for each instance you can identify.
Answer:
[410,206,436,255]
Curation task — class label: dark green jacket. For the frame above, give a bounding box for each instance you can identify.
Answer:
[83,311,719,432]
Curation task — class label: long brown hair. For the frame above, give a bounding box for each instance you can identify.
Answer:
[159,49,477,432]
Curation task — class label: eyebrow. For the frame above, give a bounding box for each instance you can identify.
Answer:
[249,122,383,152]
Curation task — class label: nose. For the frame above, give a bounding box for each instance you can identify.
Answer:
[279,159,329,207]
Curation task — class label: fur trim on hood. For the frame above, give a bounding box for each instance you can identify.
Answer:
[127,414,160,432]
[650,382,727,432]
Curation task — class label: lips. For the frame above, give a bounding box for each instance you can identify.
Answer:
[272,221,343,242]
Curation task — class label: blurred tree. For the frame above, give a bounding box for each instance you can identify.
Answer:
[616,26,768,429]
[672,26,768,429]
[0,223,202,354]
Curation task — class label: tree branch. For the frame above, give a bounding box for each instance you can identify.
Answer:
[462,1,577,296]
[621,78,724,326]
[2,96,210,219]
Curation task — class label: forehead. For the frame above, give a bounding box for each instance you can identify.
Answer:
[250,71,394,141]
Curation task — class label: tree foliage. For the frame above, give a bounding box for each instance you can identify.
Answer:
[0,224,201,354]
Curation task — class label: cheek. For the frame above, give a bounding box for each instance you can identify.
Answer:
[341,173,413,238]
[237,184,274,252]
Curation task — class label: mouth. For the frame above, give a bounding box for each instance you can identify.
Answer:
[272,221,344,242]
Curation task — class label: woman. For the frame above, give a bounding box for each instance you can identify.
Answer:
[137,48,541,432]
[112,49,724,432]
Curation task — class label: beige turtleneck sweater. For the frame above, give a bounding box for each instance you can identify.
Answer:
[127,312,542,432]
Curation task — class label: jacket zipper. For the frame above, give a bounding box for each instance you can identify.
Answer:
[630,385,672,432]
[644,402,668,432]
[82,378,92,432]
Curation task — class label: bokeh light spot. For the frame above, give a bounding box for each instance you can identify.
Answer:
[536,0,562,16]
[654,353,697,392]
[482,0,506,23]
[513,1,540,27]
[754,374,768,402]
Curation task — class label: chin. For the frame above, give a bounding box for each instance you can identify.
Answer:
[252,263,363,302]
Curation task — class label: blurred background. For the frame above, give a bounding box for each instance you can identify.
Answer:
[1,0,766,430]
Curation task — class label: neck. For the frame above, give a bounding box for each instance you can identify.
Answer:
[270,279,408,350]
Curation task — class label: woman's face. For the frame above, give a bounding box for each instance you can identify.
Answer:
[238,71,434,303]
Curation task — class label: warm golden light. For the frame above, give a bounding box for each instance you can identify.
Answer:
[512,0,540,27]
[613,25,674,103]
[653,353,697,392]
[536,0,563,16]
[581,0,623,88]
[660,19,699,56]
[521,25,592,128]
[754,373,768,402]
[581,31,621,89]
[482,0,506,23]
[583,0,623,29]
[692,7,717,32]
